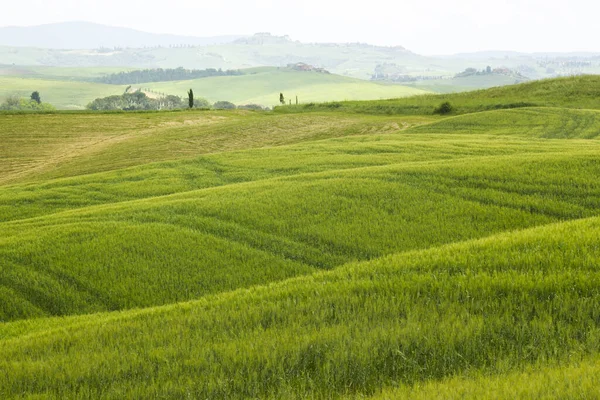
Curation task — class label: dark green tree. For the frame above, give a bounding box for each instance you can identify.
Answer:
[188,89,194,109]
[280,93,285,105]
[434,101,453,115]
[30,91,41,104]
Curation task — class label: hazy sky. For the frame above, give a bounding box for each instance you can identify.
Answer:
[1,0,598,55]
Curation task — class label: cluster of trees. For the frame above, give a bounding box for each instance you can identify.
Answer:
[87,90,267,112]
[455,66,496,77]
[0,92,55,111]
[86,91,205,111]
[96,67,243,85]
[455,67,528,81]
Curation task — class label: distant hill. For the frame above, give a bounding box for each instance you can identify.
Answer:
[136,66,429,107]
[0,65,429,109]
[0,21,245,49]
[1,22,599,85]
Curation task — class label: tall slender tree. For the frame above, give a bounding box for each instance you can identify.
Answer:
[188,89,194,109]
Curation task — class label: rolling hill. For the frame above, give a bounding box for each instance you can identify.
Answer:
[2,23,599,84]
[2,214,600,397]
[1,76,600,398]
[0,66,428,109]
[0,76,125,110]
[140,67,429,106]
[280,75,600,115]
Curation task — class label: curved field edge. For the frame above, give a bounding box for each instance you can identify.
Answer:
[1,215,600,398]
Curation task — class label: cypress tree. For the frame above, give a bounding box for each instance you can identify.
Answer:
[188,89,194,109]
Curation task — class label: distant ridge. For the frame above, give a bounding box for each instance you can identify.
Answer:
[0,21,246,49]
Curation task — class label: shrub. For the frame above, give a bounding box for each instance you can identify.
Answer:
[238,104,265,111]
[434,101,453,114]
[194,97,212,109]
[213,101,236,110]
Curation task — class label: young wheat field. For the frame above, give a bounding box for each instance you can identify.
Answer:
[1,76,600,398]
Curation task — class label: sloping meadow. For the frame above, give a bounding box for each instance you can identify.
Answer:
[2,82,600,397]
[1,215,600,398]
[1,147,600,321]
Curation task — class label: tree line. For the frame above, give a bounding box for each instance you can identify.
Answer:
[95,67,243,85]
[86,91,207,111]
[87,90,267,111]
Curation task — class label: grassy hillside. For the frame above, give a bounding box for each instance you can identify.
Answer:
[3,147,600,321]
[0,67,427,109]
[0,111,434,185]
[403,73,529,93]
[410,107,600,138]
[280,75,600,115]
[123,67,429,106]
[2,77,600,397]
[2,216,600,398]
[0,76,126,110]
[371,359,600,399]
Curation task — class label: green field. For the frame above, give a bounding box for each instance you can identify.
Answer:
[140,67,428,106]
[1,76,600,398]
[281,75,600,115]
[0,66,427,110]
[403,73,528,93]
[0,76,126,110]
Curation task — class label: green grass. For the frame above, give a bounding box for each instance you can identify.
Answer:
[0,76,126,110]
[0,110,434,185]
[0,66,428,110]
[134,67,429,106]
[410,107,600,138]
[2,148,600,322]
[1,110,600,321]
[2,76,600,398]
[404,73,528,94]
[370,358,600,399]
[278,75,600,115]
[2,215,600,398]
[0,128,589,222]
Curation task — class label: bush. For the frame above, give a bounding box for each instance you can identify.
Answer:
[238,104,265,111]
[0,96,56,111]
[213,101,236,110]
[434,101,453,115]
[194,97,212,109]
